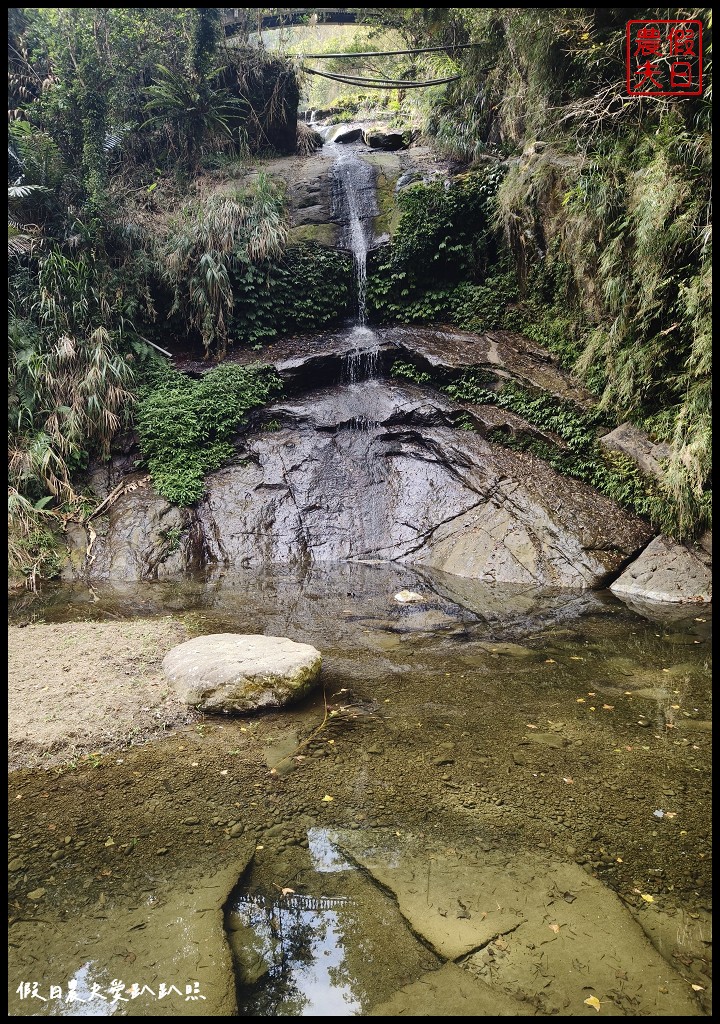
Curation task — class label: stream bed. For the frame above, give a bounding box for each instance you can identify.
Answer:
[7,564,712,1015]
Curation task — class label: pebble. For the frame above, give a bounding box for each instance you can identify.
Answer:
[28,888,46,900]
[156,848,169,856]
[183,817,200,826]
[229,824,244,838]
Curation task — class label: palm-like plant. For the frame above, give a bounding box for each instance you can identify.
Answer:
[8,183,50,257]
[143,64,247,171]
[9,252,135,502]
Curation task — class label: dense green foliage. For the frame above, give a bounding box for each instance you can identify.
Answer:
[230,245,354,345]
[136,361,283,506]
[360,7,712,540]
[368,167,504,320]
[6,7,712,584]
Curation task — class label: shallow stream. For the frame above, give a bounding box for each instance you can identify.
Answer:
[7,565,712,1015]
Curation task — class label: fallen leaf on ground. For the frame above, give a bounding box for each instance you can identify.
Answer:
[692,984,705,991]
[640,893,655,903]
[104,837,115,847]
[584,995,601,1011]
[665,811,677,819]
[281,887,295,896]
[545,659,556,664]
[563,777,574,784]
[576,698,586,703]
[321,794,334,802]
[526,723,538,729]
[549,923,561,933]
[570,656,583,660]
[602,704,614,710]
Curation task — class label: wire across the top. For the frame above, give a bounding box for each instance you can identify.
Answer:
[302,67,460,88]
[299,40,480,90]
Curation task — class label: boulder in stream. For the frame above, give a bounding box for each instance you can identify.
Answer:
[162,634,322,713]
[610,535,712,604]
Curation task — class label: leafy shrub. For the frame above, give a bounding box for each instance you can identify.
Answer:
[136,360,282,505]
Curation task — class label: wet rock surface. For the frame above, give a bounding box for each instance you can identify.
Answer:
[163,634,322,713]
[65,366,652,586]
[610,535,712,604]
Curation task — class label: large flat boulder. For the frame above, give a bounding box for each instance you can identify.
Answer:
[162,634,322,713]
[610,535,712,604]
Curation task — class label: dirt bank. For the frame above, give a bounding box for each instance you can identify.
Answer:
[8,618,198,770]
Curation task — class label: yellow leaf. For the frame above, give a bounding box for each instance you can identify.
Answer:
[104,837,115,847]
[545,659,556,664]
[570,656,583,660]
[640,893,655,903]
[589,707,596,711]
[587,692,595,696]
[281,887,295,896]
[602,704,614,710]
[691,984,705,991]
[563,777,574,784]
[584,995,601,1011]
[577,698,586,703]
[549,923,561,933]
[670,704,680,709]
[321,794,334,802]
[527,723,538,729]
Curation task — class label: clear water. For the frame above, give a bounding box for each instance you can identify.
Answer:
[7,567,712,1016]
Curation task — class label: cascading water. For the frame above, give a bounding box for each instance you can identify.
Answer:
[330,145,382,386]
[328,140,388,552]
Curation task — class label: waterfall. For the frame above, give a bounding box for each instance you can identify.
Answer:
[331,145,381,385]
[332,149,377,327]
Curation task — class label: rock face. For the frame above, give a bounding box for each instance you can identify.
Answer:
[64,329,676,591]
[64,340,655,587]
[189,382,651,588]
[610,535,712,603]
[600,422,672,481]
[162,634,322,713]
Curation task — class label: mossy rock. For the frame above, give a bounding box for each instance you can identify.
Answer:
[288,223,339,247]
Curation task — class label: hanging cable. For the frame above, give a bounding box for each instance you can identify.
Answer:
[301,43,482,58]
[302,67,460,88]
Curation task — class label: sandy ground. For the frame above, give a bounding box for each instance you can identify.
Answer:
[8,618,198,770]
